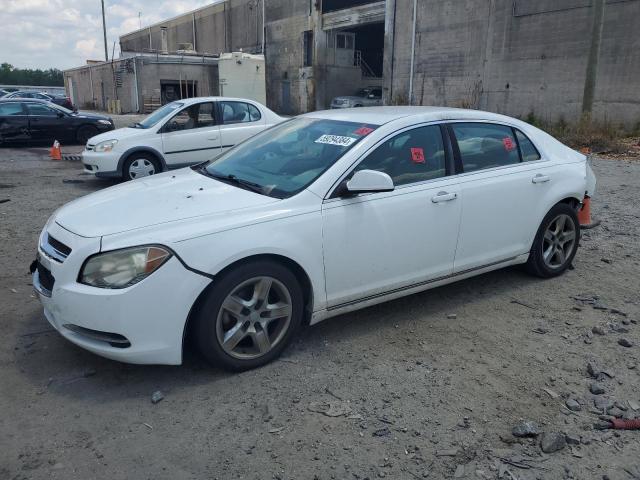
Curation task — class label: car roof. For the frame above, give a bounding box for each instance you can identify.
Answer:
[0,97,51,103]
[174,96,264,106]
[301,106,530,127]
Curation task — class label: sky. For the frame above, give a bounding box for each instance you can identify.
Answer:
[0,0,216,71]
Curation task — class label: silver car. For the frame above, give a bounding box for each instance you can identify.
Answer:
[330,87,382,108]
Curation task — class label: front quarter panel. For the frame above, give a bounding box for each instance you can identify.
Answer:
[100,190,327,312]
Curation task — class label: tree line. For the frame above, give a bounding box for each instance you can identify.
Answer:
[0,63,64,86]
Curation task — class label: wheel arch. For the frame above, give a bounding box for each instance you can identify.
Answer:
[527,195,582,253]
[117,147,167,176]
[181,253,315,361]
[76,123,100,142]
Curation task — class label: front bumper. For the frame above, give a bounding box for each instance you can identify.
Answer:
[33,222,210,365]
[82,149,120,177]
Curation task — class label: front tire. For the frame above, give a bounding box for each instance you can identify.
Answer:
[526,203,580,278]
[76,125,98,144]
[122,153,160,181]
[194,260,304,371]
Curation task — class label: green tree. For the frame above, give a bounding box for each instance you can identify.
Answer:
[0,63,63,86]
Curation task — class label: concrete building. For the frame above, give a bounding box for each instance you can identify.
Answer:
[385,0,640,126]
[64,0,640,126]
[64,54,219,113]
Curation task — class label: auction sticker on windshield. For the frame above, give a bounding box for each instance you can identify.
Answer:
[315,134,357,147]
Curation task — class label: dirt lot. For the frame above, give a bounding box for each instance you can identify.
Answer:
[0,147,639,480]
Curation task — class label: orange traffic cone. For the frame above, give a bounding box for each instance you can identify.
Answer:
[50,140,62,161]
[578,196,600,229]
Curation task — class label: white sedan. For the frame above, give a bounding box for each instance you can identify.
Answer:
[33,107,596,370]
[82,96,284,181]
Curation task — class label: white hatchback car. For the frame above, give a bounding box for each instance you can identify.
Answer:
[33,107,596,371]
[82,96,283,181]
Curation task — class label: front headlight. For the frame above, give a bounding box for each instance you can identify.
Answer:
[94,139,118,152]
[98,119,112,126]
[79,246,171,289]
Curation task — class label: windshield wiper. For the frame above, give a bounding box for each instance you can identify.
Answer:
[203,170,266,195]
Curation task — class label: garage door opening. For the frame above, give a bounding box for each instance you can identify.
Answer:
[160,80,198,105]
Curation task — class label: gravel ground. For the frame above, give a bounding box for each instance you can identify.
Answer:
[0,148,639,480]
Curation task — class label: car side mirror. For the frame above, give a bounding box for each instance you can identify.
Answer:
[338,169,394,196]
[57,111,64,118]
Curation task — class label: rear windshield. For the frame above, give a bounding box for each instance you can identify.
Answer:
[200,118,378,198]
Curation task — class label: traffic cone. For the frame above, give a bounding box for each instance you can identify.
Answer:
[50,140,62,161]
[578,196,600,229]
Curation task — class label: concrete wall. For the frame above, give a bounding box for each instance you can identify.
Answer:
[264,1,313,114]
[386,0,640,126]
[64,57,219,114]
[120,0,264,55]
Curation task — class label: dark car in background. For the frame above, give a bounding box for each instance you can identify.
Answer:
[4,90,74,110]
[0,99,114,145]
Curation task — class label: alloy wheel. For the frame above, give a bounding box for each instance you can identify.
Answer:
[128,159,156,179]
[216,276,293,360]
[542,213,576,268]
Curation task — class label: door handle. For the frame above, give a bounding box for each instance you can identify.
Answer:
[532,174,550,184]
[207,136,218,141]
[431,191,457,203]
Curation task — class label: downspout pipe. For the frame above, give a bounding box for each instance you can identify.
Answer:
[408,0,417,105]
[192,12,197,52]
[133,58,140,113]
[261,0,265,54]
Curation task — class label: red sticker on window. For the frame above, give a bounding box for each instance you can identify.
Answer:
[354,126,374,136]
[503,137,516,151]
[411,147,425,163]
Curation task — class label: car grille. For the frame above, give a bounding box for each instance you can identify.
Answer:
[41,233,72,263]
[37,261,55,293]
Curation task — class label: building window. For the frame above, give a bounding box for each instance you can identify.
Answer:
[303,30,313,67]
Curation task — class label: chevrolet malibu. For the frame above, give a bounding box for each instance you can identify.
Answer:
[32,107,596,371]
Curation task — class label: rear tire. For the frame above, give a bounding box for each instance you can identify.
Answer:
[194,260,304,371]
[76,125,98,144]
[122,153,161,181]
[526,203,580,278]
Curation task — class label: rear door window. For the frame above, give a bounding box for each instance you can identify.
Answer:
[451,123,520,173]
[219,101,260,124]
[515,129,541,161]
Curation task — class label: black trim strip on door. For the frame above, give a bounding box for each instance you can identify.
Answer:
[327,256,518,311]
[165,145,234,155]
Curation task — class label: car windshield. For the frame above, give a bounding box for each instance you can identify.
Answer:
[50,103,73,114]
[135,102,184,129]
[198,118,378,199]
[356,89,372,97]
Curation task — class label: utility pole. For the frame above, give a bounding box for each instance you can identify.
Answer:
[101,0,109,61]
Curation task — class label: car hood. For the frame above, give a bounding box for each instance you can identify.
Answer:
[88,126,145,144]
[71,111,112,121]
[333,96,364,103]
[54,168,279,238]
